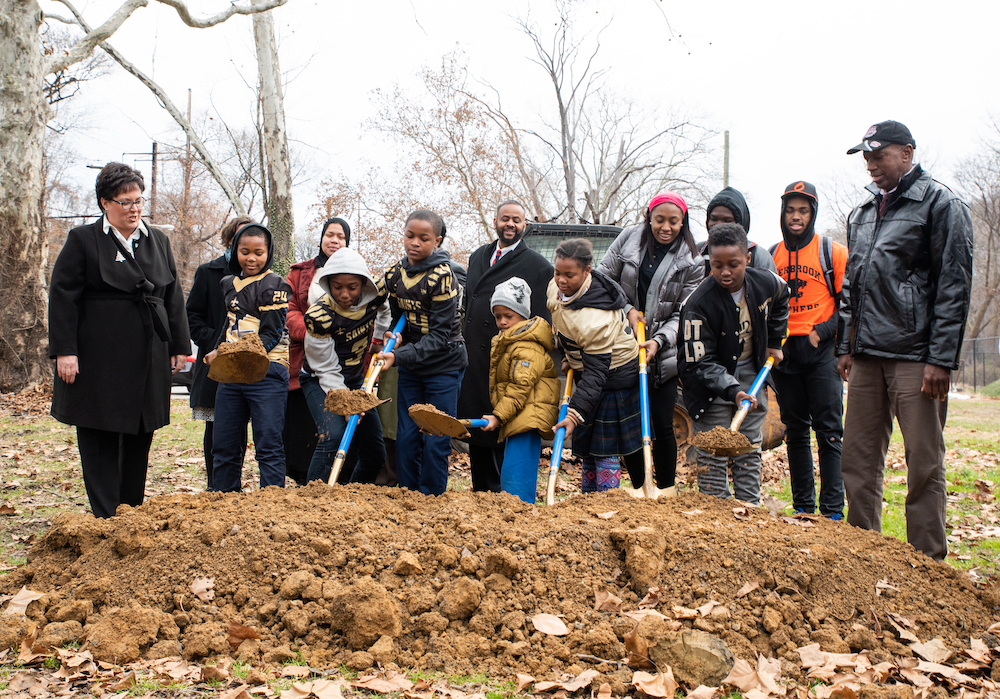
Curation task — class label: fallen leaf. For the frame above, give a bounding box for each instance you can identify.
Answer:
[625,626,654,670]
[733,507,750,521]
[515,674,535,692]
[281,666,311,678]
[108,671,137,692]
[686,687,718,699]
[228,620,261,650]
[562,669,599,691]
[875,578,899,596]
[736,580,759,597]
[632,668,679,698]
[594,589,623,613]
[310,679,348,699]
[697,600,720,617]
[352,671,414,693]
[595,511,618,519]
[4,586,44,615]
[596,683,612,699]
[680,509,703,516]
[202,665,231,682]
[887,615,920,644]
[221,687,253,699]
[779,516,816,528]
[531,613,569,636]
[0,503,16,515]
[190,577,215,603]
[621,609,672,623]
[638,587,660,609]
[911,637,952,663]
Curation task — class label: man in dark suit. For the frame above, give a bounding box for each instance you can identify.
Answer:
[458,201,554,493]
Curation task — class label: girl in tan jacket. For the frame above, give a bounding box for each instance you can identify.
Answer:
[480,277,560,502]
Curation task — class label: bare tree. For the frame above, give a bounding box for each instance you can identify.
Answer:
[957,136,1000,339]
[0,0,285,392]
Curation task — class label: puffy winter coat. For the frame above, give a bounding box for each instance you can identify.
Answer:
[836,166,973,369]
[488,316,560,441]
[285,255,325,391]
[597,224,703,384]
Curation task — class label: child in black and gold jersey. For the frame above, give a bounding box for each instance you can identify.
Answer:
[376,210,468,495]
[302,248,391,485]
[206,223,292,492]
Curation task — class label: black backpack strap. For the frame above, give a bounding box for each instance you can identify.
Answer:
[818,236,836,299]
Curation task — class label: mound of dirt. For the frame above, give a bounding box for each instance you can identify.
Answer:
[325,389,387,416]
[3,485,998,687]
[693,426,754,452]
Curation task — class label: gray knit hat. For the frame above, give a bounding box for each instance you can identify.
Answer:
[490,276,531,320]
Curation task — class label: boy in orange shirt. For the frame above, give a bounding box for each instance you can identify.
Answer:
[770,181,847,519]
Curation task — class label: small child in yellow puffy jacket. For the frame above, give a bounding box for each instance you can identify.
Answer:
[480,277,560,503]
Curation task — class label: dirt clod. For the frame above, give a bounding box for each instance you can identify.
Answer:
[209,333,269,384]
[324,388,387,416]
[693,425,754,452]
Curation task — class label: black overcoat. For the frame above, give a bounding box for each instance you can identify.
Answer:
[186,254,228,409]
[49,219,190,434]
[457,241,553,447]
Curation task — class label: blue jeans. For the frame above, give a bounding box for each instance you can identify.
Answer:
[300,376,385,485]
[212,363,288,492]
[500,431,541,503]
[396,367,464,496]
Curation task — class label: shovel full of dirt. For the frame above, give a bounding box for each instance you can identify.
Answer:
[407,404,487,439]
[327,316,404,485]
[625,321,673,499]
[545,368,574,506]
[207,332,269,384]
[692,349,780,457]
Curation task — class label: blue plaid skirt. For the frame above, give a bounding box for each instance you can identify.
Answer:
[572,386,643,458]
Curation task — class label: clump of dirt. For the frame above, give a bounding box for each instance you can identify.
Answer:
[209,333,269,384]
[408,404,469,438]
[325,389,387,416]
[693,426,754,452]
[3,486,997,684]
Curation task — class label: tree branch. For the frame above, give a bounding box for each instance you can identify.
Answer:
[46,0,146,74]
[155,0,287,29]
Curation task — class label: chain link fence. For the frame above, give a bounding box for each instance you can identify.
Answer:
[955,336,1000,393]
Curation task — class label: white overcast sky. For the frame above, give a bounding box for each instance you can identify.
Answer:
[46,0,1000,250]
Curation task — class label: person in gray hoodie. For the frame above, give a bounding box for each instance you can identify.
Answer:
[301,247,391,484]
[701,186,777,272]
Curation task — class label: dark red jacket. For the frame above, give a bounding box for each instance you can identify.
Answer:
[285,256,322,390]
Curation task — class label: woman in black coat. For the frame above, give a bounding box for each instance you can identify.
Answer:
[186,215,253,488]
[49,162,190,518]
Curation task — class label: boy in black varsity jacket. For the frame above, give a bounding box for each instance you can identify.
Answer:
[301,248,391,485]
[376,210,468,496]
[679,223,789,506]
[206,223,293,492]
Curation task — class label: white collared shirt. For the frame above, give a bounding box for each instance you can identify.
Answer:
[102,215,148,258]
[492,238,521,265]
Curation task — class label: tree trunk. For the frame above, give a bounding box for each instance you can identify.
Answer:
[252,0,294,275]
[0,1,51,391]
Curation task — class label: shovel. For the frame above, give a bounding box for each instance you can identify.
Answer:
[327,315,405,485]
[407,405,488,438]
[694,341,783,458]
[625,321,671,499]
[544,368,574,506]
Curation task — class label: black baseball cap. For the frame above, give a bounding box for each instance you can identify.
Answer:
[846,120,916,154]
[781,181,818,203]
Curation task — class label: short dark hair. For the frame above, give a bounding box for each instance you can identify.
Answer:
[95,162,144,212]
[495,200,527,218]
[219,216,255,247]
[406,209,447,240]
[554,238,593,268]
[706,223,748,254]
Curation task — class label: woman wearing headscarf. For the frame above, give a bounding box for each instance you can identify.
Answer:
[49,162,190,518]
[283,217,351,482]
[596,191,704,495]
[186,215,253,488]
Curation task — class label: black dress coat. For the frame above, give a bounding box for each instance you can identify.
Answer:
[186,254,228,410]
[49,218,190,434]
[457,240,554,447]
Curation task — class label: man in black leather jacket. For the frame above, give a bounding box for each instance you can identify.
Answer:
[836,120,973,560]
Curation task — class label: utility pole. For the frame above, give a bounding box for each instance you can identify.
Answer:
[150,141,158,222]
[723,130,730,189]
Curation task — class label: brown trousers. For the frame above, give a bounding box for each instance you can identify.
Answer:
[841,356,949,560]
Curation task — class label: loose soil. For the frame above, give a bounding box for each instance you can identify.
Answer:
[693,426,754,453]
[325,389,387,416]
[3,484,998,686]
[209,333,269,384]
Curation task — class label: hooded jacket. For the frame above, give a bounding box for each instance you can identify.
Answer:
[679,267,790,421]
[597,223,704,384]
[488,316,561,441]
[384,249,468,374]
[771,190,847,373]
[836,166,973,369]
[701,187,777,272]
[217,223,292,368]
[547,272,639,425]
[302,248,391,393]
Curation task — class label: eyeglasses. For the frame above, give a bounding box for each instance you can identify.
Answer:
[109,197,146,210]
